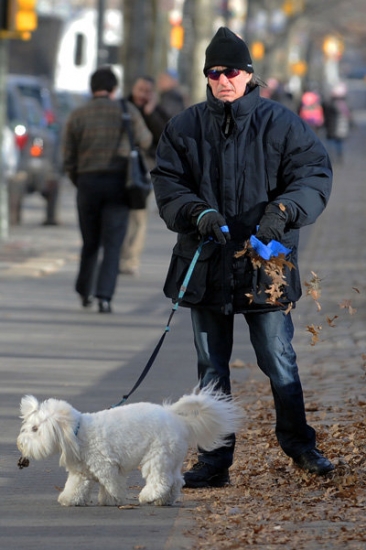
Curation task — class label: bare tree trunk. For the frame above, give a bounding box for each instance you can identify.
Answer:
[148,0,170,79]
[121,0,150,95]
[191,0,215,104]
[121,0,169,96]
[179,0,215,105]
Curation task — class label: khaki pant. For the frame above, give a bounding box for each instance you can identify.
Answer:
[120,208,148,273]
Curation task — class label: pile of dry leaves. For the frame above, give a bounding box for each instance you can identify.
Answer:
[235,238,294,311]
[183,375,366,549]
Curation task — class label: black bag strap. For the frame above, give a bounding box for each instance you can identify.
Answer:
[120,99,135,153]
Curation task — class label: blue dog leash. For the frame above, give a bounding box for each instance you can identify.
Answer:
[110,238,206,408]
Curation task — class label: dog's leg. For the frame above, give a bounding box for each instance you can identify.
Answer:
[97,467,127,506]
[58,472,94,506]
[168,467,185,505]
[139,457,184,506]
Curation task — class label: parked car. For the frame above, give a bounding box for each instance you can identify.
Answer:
[6,74,62,225]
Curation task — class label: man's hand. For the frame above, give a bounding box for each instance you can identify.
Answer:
[197,209,231,245]
[143,93,158,115]
[256,203,288,244]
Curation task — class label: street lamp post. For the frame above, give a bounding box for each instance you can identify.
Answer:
[96,0,107,68]
[0,39,9,240]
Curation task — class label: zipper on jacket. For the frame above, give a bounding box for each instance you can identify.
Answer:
[221,103,235,314]
[223,104,233,137]
[224,114,231,136]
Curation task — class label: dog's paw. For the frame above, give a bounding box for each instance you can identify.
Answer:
[98,496,124,506]
[139,482,181,506]
[58,493,88,507]
[152,497,174,506]
[139,495,174,506]
[139,488,174,506]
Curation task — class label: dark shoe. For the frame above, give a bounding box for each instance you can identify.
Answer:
[98,300,112,313]
[293,448,335,475]
[42,220,59,226]
[81,295,93,308]
[183,461,230,488]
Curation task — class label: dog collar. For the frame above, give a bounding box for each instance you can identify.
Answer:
[74,419,81,437]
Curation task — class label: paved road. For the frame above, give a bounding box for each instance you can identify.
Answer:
[0,118,365,549]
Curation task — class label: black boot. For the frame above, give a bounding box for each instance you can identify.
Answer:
[98,299,112,313]
[183,461,230,488]
[81,295,93,308]
[293,448,334,475]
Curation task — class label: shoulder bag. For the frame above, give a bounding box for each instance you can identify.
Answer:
[121,99,152,210]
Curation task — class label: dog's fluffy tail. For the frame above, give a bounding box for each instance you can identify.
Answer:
[165,385,243,451]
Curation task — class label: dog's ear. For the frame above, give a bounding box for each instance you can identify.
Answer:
[46,401,81,465]
[20,395,40,420]
[59,426,81,466]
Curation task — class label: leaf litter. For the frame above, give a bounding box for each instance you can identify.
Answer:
[182,378,366,549]
[179,255,365,547]
[301,271,361,345]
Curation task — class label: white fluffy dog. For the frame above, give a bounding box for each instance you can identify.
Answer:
[17,387,243,507]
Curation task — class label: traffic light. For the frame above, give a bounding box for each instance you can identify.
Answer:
[170,25,184,50]
[0,0,38,36]
[251,42,265,61]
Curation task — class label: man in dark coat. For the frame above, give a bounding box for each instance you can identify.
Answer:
[63,67,151,312]
[151,28,334,487]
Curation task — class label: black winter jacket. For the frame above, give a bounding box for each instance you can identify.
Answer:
[151,85,332,314]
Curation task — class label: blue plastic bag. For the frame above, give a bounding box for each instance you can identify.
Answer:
[249,235,291,261]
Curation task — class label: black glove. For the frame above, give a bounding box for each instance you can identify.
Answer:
[256,203,288,245]
[196,209,231,245]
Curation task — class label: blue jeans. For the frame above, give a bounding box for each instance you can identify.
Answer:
[191,308,316,468]
[327,137,344,162]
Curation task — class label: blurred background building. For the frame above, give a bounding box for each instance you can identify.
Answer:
[0,0,366,236]
[3,0,366,102]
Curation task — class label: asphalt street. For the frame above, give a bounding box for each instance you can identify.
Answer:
[0,115,366,550]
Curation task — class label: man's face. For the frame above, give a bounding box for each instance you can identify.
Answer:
[131,78,154,107]
[207,66,253,102]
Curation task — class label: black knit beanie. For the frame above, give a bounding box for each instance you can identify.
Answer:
[203,27,253,75]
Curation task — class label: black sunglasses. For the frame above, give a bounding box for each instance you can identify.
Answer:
[206,68,241,81]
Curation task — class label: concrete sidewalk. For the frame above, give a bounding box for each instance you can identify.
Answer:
[0,183,202,550]
[1,119,366,549]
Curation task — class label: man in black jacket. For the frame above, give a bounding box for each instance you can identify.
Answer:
[151,28,334,487]
[63,67,151,312]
